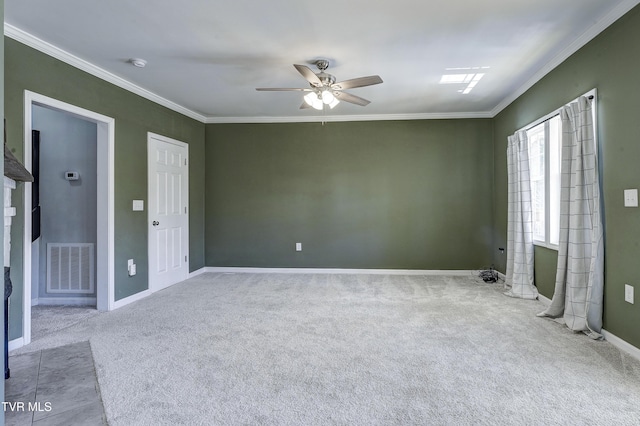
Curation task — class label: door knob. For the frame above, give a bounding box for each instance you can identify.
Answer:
[152,221,159,226]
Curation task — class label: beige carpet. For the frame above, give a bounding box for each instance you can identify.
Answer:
[12,272,640,425]
[30,305,100,341]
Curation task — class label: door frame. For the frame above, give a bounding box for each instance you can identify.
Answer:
[147,132,189,292]
[20,90,115,347]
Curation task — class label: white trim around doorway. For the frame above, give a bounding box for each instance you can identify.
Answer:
[19,90,115,348]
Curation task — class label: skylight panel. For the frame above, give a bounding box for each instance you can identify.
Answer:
[440,74,473,84]
[440,68,488,94]
[445,66,490,71]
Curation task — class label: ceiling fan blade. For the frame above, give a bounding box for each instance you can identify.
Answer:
[333,91,371,106]
[293,64,322,87]
[332,75,383,90]
[300,101,311,109]
[256,87,312,91]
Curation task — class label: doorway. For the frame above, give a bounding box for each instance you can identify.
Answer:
[21,91,115,347]
[31,106,97,308]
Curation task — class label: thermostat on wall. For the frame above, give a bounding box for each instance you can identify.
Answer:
[65,171,79,180]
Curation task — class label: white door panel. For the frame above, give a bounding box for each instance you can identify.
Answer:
[148,133,188,291]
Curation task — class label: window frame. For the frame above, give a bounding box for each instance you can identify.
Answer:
[526,116,560,250]
[520,89,598,251]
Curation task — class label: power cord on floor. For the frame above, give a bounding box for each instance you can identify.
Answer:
[479,267,498,283]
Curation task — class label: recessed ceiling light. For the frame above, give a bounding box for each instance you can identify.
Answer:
[129,58,147,68]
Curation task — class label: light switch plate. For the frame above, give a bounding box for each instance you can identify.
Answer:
[132,200,144,211]
[624,189,638,207]
[296,242,302,252]
[625,284,634,304]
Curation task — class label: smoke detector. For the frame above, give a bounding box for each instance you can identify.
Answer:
[129,58,147,68]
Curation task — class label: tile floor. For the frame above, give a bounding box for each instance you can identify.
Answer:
[4,341,107,425]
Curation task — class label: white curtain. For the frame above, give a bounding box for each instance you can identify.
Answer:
[538,96,604,338]
[505,130,538,300]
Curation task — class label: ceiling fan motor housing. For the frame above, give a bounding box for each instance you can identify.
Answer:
[315,59,330,71]
[313,60,335,87]
[316,72,336,87]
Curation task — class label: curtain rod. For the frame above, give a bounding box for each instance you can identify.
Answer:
[518,89,596,133]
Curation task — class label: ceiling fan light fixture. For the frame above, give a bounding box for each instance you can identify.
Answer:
[304,92,323,110]
[320,88,339,108]
[321,90,335,105]
[303,92,315,106]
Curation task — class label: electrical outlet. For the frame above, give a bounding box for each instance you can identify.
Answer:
[296,242,302,252]
[625,284,634,304]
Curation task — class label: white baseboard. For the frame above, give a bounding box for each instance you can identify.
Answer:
[534,294,639,362]
[201,267,477,276]
[8,337,24,352]
[112,289,152,310]
[537,294,552,306]
[188,267,208,278]
[32,297,96,306]
[111,270,198,310]
[602,329,640,363]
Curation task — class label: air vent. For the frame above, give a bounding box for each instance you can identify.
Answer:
[46,243,94,294]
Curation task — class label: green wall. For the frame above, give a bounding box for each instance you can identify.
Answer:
[4,38,206,338]
[205,120,494,269]
[493,5,640,348]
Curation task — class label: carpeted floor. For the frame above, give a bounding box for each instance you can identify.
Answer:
[11,272,640,425]
[30,305,101,341]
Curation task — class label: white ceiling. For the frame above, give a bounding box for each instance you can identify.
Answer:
[5,0,639,123]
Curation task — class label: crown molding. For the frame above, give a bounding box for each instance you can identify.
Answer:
[4,23,208,123]
[204,111,493,124]
[491,0,640,116]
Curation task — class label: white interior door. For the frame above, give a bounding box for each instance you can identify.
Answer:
[148,133,189,291]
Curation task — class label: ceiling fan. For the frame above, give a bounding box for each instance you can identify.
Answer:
[256,59,383,110]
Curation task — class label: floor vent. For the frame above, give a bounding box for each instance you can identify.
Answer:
[47,243,95,294]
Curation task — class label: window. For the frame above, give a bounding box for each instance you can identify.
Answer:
[527,115,561,248]
[520,89,597,250]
